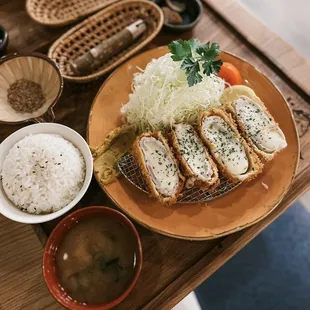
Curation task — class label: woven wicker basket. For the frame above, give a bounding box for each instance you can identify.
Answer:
[48,0,164,83]
[26,0,119,27]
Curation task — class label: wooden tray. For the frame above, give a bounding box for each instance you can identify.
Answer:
[48,0,164,83]
[26,0,118,27]
[1,0,310,309]
[88,46,299,240]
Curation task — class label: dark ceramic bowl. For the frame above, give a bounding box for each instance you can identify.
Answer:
[0,25,8,55]
[42,206,143,310]
[154,0,202,32]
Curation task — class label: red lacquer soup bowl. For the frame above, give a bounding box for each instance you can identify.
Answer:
[42,206,142,310]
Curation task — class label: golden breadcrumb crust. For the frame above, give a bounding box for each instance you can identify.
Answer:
[226,95,285,162]
[169,124,219,190]
[132,132,185,205]
[198,108,263,184]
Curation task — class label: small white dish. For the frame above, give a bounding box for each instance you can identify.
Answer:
[0,123,93,224]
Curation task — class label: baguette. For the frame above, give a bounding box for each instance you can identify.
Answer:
[198,108,263,183]
[224,89,287,162]
[169,124,219,190]
[132,132,185,205]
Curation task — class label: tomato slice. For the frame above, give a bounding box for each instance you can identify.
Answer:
[218,62,243,86]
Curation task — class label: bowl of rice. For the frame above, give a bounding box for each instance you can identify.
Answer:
[0,123,93,223]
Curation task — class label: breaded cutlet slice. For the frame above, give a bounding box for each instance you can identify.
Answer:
[132,132,185,205]
[169,123,219,190]
[198,108,263,184]
[225,92,287,162]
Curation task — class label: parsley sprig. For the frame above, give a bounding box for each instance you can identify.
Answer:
[168,39,223,87]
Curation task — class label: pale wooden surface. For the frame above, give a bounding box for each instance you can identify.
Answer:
[0,1,310,310]
[238,0,310,61]
[204,0,310,96]
[0,215,59,310]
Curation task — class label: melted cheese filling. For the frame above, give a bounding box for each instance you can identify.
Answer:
[139,137,179,196]
[234,96,287,153]
[174,124,213,181]
[202,115,249,175]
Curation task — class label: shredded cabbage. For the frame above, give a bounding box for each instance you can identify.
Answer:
[121,53,225,133]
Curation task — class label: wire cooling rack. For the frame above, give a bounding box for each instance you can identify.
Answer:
[117,153,240,203]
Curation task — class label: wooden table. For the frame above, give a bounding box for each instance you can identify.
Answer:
[1,1,310,309]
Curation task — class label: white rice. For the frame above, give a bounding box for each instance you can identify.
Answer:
[1,133,86,214]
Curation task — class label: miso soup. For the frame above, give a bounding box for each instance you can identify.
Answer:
[56,216,138,305]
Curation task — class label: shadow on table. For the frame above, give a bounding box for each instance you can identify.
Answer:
[195,201,310,310]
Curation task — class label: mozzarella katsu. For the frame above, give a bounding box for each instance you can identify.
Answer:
[198,109,263,183]
[132,132,185,205]
[226,95,287,161]
[170,124,219,190]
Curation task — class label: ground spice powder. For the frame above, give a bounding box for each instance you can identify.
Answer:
[7,78,46,113]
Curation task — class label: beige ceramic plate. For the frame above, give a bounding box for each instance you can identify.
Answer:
[87,47,299,240]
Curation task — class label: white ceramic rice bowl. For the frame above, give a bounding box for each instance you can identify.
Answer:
[0,123,93,223]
